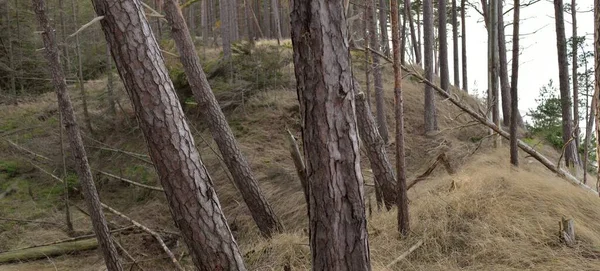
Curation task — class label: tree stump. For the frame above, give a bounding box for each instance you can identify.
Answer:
[559,217,575,247]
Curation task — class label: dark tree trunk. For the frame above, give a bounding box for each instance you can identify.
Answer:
[406,0,421,64]
[368,0,389,143]
[90,0,246,270]
[424,0,438,132]
[379,0,390,57]
[571,0,579,150]
[32,1,123,270]
[452,0,459,86]
[510,0,520,166]
[163,0,283,237]
[438,0,449,92]
[461,0,468,91]
[390,0,410,236]
[553,0,581,167]
[290,0,371,268]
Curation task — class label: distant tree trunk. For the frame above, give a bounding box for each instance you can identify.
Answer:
[438,0,449,92]
[571,0,579,150]
[163,0,283,237]
[401,7,408,64]
[379,0,390,57]
[406,0,421,64]
[364,8,372,107]
[417,10,422,65]
[488,0,500,146]
[262,0,271,38]
[461,0,468,91]
[155,0,163,39]
[32,1,123,270]
[290,0,371,268]
[270,0,282,44]
[553,0,581,167]
[510,0,520,166]
[583,88,595,183]
[91,0,246,269]
[424,0,438,133]
[497,0,523,127]
[106,45,116,117]
[5,2,15,96]
[452,0,459,86]
[220,0,232,60]
[244,0,253,43]
[368,0,389,143]
[229,0,239,41]
[202,0,209,43]
[72,0,93,133]
[390,0,409,236]
[58,0,70,72]
[594,0,599,188]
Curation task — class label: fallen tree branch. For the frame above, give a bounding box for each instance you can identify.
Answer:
[0,217,61,226]
[285,129,308,203]
[94,169,164,192]
[407,153,453,190]
[68,16,104,38]
[6,140,52,162]
[385,240,424,268]
[0,238,98,264]
[86,145,153,165]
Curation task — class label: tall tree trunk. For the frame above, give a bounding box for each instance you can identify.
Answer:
[452,0,459,86]
[270,0,282,44]
[106,45,116,117]
[6,2,15,96]
[583,87,596,184]
[594,0,600,189]
[202,0,209,44]
[155,0,162,39]
[32,1,123,270]
[379,0,390,57]
[406,0,421,64]
[488,0,500,146]
[553,0,581,167]
[262,0,271,38]
[290,0,371,268]
[72,0,93,133]
[438,0,449,92]
[461,0,468,91]
[401,6,408,64]
[220,0,232,60]
[364,9,372,108]
[163,0,283,237]
[424,0,438,133]
[90,1,246,269]
[244,0,254,42]
[368,0,389,143]
[58,0,70,73]
[571,0,579,150]
[189,2,197,36]
[417,10,422,66]
[390,0,409,236]
[229,0,239,41]
[498,0,522,127]
[510,0,520,166]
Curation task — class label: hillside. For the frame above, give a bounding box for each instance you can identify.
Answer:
[0,42,597,270]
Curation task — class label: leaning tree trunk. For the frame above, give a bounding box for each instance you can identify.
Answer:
[510,0,520,166]
[553,0,581,168]
[368,0,389,143]
[32,1,122,270]
[438,0,449,92]
[390,0,410,236]
[452,0,459,87]
[461,0,468,91]
[571,0,579,150]
[163,0,283,237]
[90,0,246,270]
[290,0,371,268]
[424,0,438,132]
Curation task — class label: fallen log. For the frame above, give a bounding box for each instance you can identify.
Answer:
[0,238,97,264]
[407,153,453,190]
[94,170,164,192]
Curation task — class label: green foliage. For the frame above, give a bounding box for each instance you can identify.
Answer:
[0,160,20,178]
[526,80,564,149]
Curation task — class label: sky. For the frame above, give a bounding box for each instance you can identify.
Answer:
[446,0,596,125]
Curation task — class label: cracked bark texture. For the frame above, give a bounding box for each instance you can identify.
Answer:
[32,1,122,270]
[355,88,397,209]
[290,0,371,269]
[89,0,246,270]
[163,0,283,237]
[367,0,389,143]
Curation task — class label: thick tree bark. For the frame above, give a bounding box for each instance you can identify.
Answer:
[379,0,390,57]
[510,0,520,166]
[390,0,409,236]
[571,0,579,150]
[461,0,468,91]
[71,0,93,133]
[163,0,283,237]
[290,0,371,268]
[271,0,282,44]
[553,0,581,167]
[355,90,397,209]
[368,0,389,143]
[406,0,421,65]
[424,0,438,132]
[32,1,123,270]
[90,1,246,270]
[452,0,459,86]
[438,0,449,92]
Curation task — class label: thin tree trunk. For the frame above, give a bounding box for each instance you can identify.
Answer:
[452,0,459,86]
[91,0,246,269]
[155,0,162,39]
[59,111,74,233]
[270,0,282,44]
[553,0,580,167]
[244,0,254,43]
[189,2,197,36]
[220,0,232,61]
[417,10,422,66]
[368,0,389,143]
[424,0,438,133]
[461,0,468,91]
[290,0,371,268]
[583,88,596,183]
[594,0,599,191]
[364,9,372,108]
[572,0,579,150]
[510,0,520,166]
[439,0,449,92]
[262,0,271,38]
[229,0,239,41]
[202,0,209,44]
[32,1,122,270]
[406,0,421,65]
[498,0,520,127]
[58,0,70,73]
[379,0,390,57]
[489,0,500,146]
[390,0,409,236]
[163,0,283,237]
[401,6,408,64]
[106,46,116,117]
[72,0,93,133]
[6,2,15,96]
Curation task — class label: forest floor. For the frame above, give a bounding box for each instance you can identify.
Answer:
[0,41,598,270]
